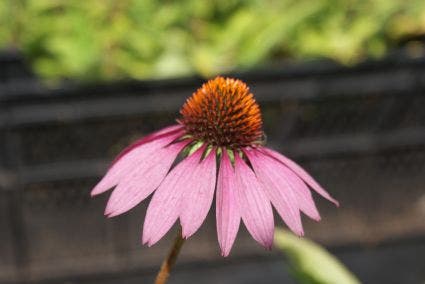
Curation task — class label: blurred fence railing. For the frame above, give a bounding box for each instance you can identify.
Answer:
[0,51,424,283]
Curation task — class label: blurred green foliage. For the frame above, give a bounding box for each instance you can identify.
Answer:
[1,0,425,81]
[275,229,361,284]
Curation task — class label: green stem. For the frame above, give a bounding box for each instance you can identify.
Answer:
[154,228,185,284]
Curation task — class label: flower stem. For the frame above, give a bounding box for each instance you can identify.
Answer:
[154,227,185,284]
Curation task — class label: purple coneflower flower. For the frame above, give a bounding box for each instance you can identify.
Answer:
[92,77,338,257]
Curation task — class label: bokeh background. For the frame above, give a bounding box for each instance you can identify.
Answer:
[1,1,425,283]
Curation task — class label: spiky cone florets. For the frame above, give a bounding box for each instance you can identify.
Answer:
[179,77,263,149]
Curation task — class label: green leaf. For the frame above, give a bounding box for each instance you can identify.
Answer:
[2,0,425,81]
[275,228,361,284]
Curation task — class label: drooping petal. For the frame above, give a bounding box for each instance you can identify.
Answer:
[180,149,217,238]
[245,149,304,236]
[91,125,184,196]
[112,124,184,164]
[105,140,191,217]
[216,150,240,256]
[276,164,321,221]
[142,145,206,246]
[248,148,321,223]
[261,147,339,206]
[234,154,274,249]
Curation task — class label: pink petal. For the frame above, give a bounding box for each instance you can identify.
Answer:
[142,145,206,246]
[249,148,321,223]
[261,147,339,206]
[216,150,240,256]
[180,149,217,238]
[234,154,274,249]
[112,124,183,164]
[245,149,304,236]
[91,125,184,196]
[276,165,321,221]
[105,140,191,217]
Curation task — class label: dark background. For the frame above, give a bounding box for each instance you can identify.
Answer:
[1,49,424,283]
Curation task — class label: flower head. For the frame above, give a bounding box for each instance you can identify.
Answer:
[92,76,338,257]
[179,77,263,148]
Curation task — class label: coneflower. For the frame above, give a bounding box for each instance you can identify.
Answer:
[92,76,338,282]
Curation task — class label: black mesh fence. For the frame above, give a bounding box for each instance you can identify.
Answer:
[1,52,425,283]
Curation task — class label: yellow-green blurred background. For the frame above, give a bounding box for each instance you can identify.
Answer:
[1,0,425,81]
